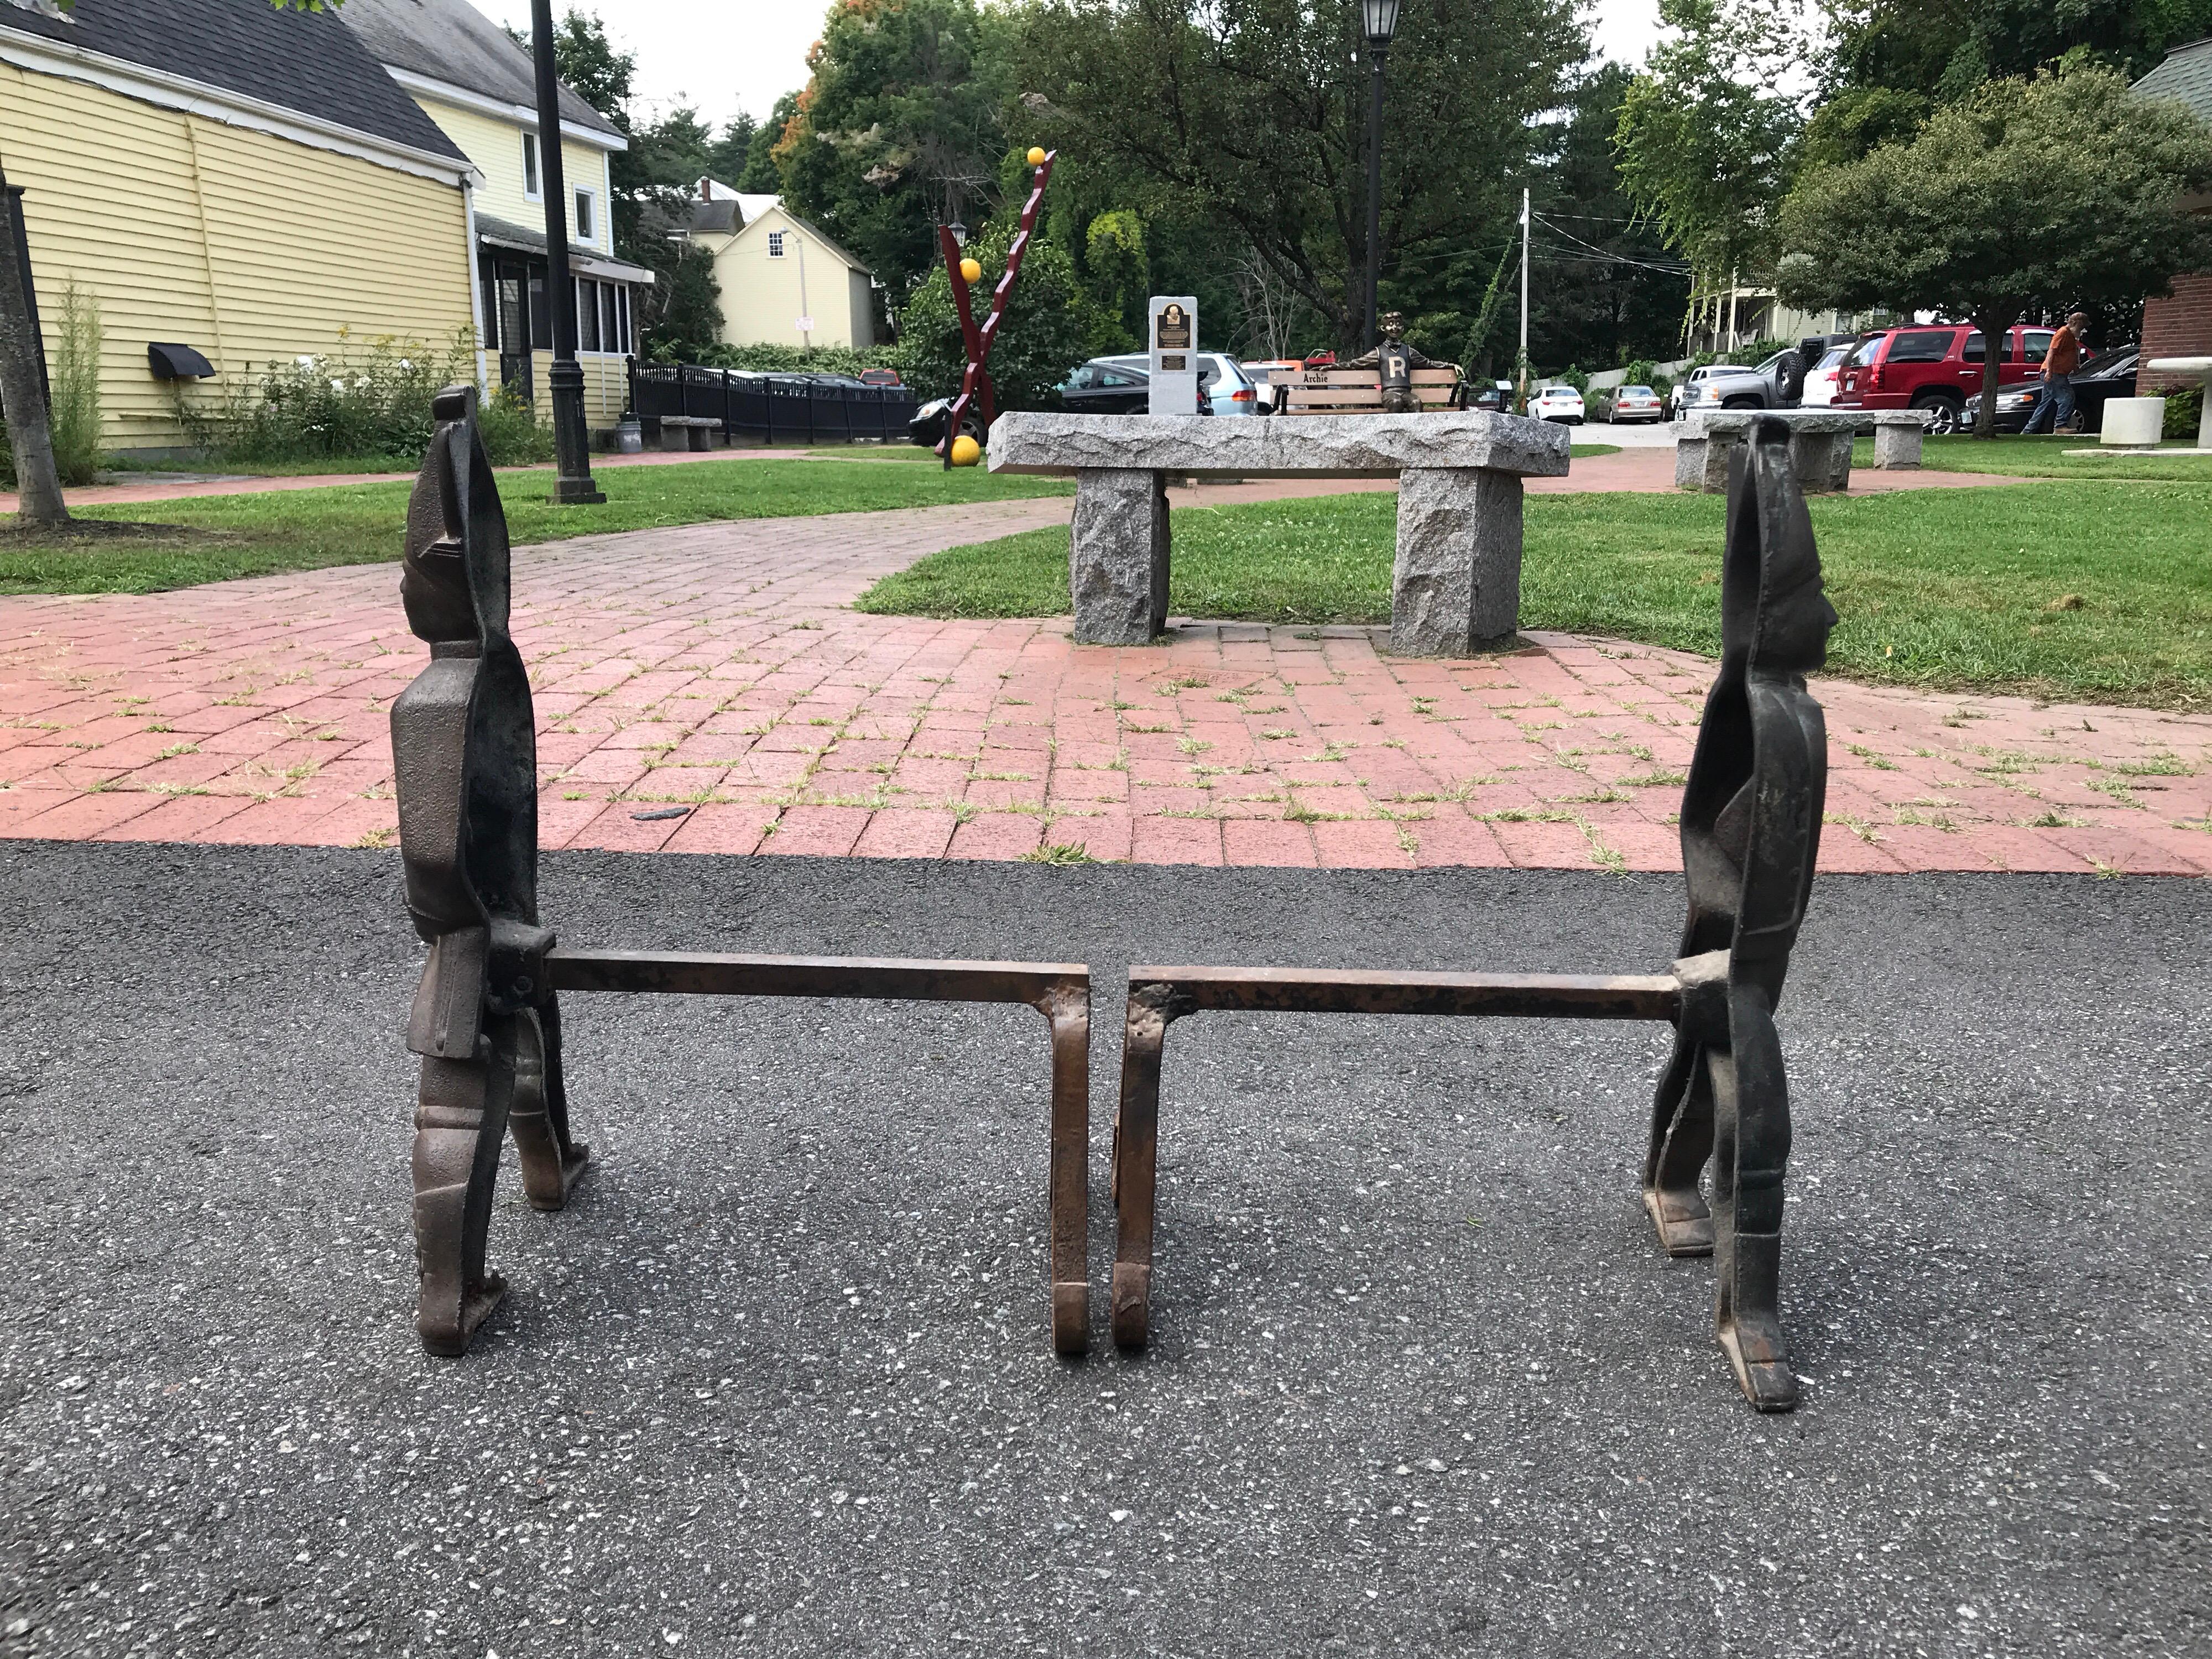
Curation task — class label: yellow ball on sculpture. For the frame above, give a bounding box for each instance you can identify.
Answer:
[949,434,982,467]
[958,257,983,284]
[1026,145,1047,166]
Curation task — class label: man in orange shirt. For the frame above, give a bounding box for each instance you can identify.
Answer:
[2023,312,2090,435]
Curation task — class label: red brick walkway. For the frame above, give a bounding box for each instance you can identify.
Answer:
[4,496,2208,872]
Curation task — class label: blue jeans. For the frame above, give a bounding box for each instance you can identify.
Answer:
[2022,374,2075,434]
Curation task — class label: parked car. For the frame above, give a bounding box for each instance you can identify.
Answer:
[1798,343,1853,407]
[1467,380,1512,413]
[1670,351,1799,418]
[1609,383,1665,423]
[1963,346,2137,434]
[858,367,902,387]
[1530,384,1585,424]
[1101,352,1257,415]
[1832,323,2054,434]
[906,396,982,448]
[1059,358,1151,414]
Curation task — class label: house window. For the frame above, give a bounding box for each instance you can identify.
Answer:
[521,130,540,199]
[615,285,631,353]
[768,230,785,258]
[576,278,599,352]
[599,282,619,353]
[573,186,595,242]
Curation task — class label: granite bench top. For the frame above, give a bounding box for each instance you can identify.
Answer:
[985,411,1571,479]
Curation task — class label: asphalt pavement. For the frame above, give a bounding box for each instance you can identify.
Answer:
[2,843,2206,1657]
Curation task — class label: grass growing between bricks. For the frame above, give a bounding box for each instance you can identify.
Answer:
[857,479,2212,708]
[0,457,1071,596]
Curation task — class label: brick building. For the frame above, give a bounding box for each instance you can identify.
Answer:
[2135,38,2212,391]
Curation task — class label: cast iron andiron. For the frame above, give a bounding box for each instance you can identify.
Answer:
[1108,417,1835,1411]
[389,388,1091,1358]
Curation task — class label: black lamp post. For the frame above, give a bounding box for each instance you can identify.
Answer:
[1360,0,1400,349]
[530,0,603,504]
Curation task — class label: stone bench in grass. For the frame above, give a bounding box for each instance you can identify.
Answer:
[985,411,1569,655]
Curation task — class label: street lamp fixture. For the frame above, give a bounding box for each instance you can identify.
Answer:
[947,220,968,248]
[530,0,603,504]
[1360,0,1400,347]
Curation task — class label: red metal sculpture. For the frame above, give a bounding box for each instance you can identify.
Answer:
[936,149,1056,466]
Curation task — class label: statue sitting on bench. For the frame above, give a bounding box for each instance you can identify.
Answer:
[1341,310,1458,413]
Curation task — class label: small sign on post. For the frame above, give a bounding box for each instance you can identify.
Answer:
[1148,296,1199,416]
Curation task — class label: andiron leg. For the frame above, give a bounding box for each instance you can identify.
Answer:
[1111,983,1181,1349]
[412,1015,519,1356]
[1040,979,1092,1357]
[1644,1034,1718,1257]
[1707,993,1798,1412]
[507,1000,591,1212]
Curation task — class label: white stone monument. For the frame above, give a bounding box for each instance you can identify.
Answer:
[1147,296,1200,416]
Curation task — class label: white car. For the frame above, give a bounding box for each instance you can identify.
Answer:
[1799,345,1851,407]
[1530,384,1585,425]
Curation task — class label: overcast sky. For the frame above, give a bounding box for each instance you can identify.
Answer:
[474,0,1671,135]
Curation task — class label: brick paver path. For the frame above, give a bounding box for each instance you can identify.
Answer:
[4,494,2208,872]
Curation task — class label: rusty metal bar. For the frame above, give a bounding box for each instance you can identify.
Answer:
[1109,964,1681,1350]
[1130,964,1682,1021]
[547,947,1083,1005]
[546,946,1093,1357]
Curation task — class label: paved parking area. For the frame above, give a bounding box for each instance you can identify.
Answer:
[1,845,2205,1657]
[4,498,2207,874]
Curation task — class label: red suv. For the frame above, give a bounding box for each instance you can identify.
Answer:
[1834,324,2054,433]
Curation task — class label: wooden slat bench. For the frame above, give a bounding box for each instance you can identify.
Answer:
[1256,365,1462,415]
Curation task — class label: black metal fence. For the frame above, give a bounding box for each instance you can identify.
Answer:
[628,362,919,445]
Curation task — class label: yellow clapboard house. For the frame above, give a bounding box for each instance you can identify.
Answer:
[342,0,653,431]
[0,0,481,456]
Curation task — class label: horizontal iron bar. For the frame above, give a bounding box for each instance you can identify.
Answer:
[1132,965,1681,1021]
[546,948,1085,1005]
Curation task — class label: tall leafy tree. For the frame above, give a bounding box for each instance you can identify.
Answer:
[1018,0,1584,356]
[1806,0,2212,166]
[739,93,800,193]
[776,0,1014,301]
[1615,0,1804,333]
[1776,65,2212,436]
[1530,61,1691,371]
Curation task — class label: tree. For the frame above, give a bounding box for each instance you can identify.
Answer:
[1804,0,2212,167]
[776,0,1014,303]
[3,0,332,526]
[1018,0,1584,356]
[1531,61,1691,371]
[1776,65,2212,436]
[897,216,1103,409]
[1615,0,1805,343]
[739,93,798,193]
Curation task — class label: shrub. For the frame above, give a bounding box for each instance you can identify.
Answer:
[175,328,552,464]
[898,220,1107,409]
[49,278,103,487]
[663,341,914,379]
[2163,384,2203,441]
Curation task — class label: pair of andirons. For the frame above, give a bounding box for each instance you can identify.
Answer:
[392,389,1832,1412]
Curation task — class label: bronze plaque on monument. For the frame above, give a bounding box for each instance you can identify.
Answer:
[1156,304,1191,350]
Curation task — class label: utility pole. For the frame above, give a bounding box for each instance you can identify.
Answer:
[1517,186,1530,412]
[530,0,603,505]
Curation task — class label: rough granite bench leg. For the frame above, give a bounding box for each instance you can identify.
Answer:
[1070,468,1170,646]
[1391,467,1524,654]
[1872,414,1924,469]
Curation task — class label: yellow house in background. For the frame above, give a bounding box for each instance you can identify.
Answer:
[683,182,880,352]
[0,0,477,455]
[343,0,654,430]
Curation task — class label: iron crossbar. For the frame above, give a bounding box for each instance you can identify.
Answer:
[1107,961,1690,1354]
[545,947,1093,1356]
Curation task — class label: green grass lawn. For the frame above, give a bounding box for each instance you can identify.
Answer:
[1870,432,2212,482]
[857,479,2212,707]
[98,441,930,477]
[1,456,1070,596]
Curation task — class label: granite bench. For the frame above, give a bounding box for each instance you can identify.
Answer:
[1677,410,1863,494]
[1870,410,1932,469]
[656,415,720,453]
[987,412,1570,655]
